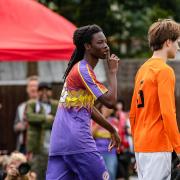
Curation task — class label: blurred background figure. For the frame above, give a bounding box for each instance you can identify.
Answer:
[14,76,39,154]
[0,153,9,179]
[92,105,119,180]
[116,99,130,154]
[116,100,134,180]
[124,112,134,154]
[25,82,58,180]
[1,151,36,180]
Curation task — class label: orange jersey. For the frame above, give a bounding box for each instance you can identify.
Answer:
[129,58,180,153]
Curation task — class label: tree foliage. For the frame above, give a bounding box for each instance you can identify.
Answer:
[38,0,180,58]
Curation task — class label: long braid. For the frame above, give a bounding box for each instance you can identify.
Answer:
[63,24,102,81]
[63,48,84,80]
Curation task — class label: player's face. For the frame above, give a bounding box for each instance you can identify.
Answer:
[89,32,109,59]
[167,39,179,59]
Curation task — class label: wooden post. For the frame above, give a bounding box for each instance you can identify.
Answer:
[27,62,38,76]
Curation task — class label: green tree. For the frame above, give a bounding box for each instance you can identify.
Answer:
[38,0,180,58]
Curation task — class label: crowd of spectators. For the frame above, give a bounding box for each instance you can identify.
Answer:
[1,76,136,180]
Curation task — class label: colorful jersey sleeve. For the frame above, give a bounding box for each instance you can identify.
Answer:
[78,61,108,100]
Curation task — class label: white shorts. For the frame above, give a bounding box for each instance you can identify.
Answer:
[135,152,172,180]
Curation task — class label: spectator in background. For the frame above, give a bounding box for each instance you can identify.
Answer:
[116,99,125,113]
[124,112,134,154]
[116,100,129,153]
[14,76,39,154]
[92,105,119,180]
[4,152,36,180]
[116,100,132,180]
[0,154,9,179]
[26,82,58,180]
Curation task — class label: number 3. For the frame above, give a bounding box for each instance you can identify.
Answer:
[137,90,144,108]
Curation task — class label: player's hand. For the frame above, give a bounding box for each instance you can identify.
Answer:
[106,50,120,74]
[108,130,120,151]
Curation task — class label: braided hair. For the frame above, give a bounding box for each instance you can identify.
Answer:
[63,24,102,81]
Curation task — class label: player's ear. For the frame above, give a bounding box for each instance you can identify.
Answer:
[84,43,91,50]
[177,39,180,50]
[165,39,172,48]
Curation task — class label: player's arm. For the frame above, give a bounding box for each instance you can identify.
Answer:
[158,67,180,153]
[129,89,137,137]
[129,72,139,137]
[78,52,119,109]
[92,106,120,151]
[98,53,119,109]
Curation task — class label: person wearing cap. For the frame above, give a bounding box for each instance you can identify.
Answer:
[25,82,58,180]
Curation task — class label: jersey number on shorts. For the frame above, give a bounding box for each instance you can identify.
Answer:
[137,90,144,108]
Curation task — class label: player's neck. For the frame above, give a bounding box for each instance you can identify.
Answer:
[151,50,168,63]
[84,54,98,69]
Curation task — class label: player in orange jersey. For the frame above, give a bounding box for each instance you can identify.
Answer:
[130,19,180,180]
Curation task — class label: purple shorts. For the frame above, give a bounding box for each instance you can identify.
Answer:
[46,151,110,180]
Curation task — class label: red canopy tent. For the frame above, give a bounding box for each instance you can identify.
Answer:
[0,0,76,61]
